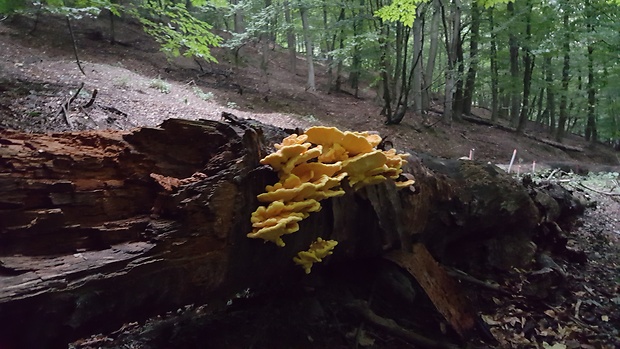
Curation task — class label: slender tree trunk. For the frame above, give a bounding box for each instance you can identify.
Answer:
[544,56,556,133]
[462,0,480,116]
[232,0,244,34]
[380,31,393,122]
[584,0,597,142]
[441,0,461,125]
[535,87,544,124]
[499,91,510,119]
[260,0,272,80]
[516,0,533,135]
[284,1,297,74]
[300,6,316,91]
[423,0,441,113]
[489,7,499,122]
[452,32,464,120]
[349,3,362,97]
[556,8,570,142]
[335,7,346,92]
[585,44,596,142]
[412,5,425,115]
[507,1,520,127]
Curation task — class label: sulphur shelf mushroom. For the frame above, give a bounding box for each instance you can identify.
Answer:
[248,126,415,273]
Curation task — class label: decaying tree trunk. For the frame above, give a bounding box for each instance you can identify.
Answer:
[0,117,579,348]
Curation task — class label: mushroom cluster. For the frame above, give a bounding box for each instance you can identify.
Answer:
[293,238,338,274]
[248,126,414,272]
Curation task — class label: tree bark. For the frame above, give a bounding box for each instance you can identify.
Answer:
[489,7,499,122]
[462,0,480,116]
[544,56,556,133]
[300,6,316,91]
[284,1,297,74]
[516,0,534,135]
[441,0,461,124]
[411,6,424,116]
[584,0,596,143]
[1,117,568,348]
[507,1,520,128]
[556,6,570,142]
[423,0,441,113]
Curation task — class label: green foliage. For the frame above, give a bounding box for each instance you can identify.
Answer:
[222,0,276,50]
[1,1,221,62]
[133,1,222,62]
[477,0,514,8]
[192,87,214,101]
[148,77,171,94]
[375,0,426,27]
[0,0,27,14]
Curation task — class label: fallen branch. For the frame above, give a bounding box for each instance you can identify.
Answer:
[82,89,98,108]
[55,82,84,126]
[461,115,495,127]
[346,300,460,349]
[100,105,128,117]
[579,182,620,197]
[524,134,584,152]
[446,268,511,295]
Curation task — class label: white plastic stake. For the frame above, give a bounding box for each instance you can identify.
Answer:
[507,149,517,173]
[532,161,536,174]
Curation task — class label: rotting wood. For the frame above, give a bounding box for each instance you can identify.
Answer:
[385,245,476,338]
[0,115,584,348]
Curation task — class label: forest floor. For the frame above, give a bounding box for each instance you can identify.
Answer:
[1,14,620,348]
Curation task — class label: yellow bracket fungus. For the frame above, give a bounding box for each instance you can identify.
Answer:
[248,127,415,273]
[293,238,338,274]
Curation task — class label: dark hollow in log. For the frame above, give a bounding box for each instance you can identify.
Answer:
[0,117,575,348]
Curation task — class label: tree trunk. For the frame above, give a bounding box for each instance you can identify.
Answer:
[507,1,520,128]
[452,31,464,120]
[284,1,297,74]
[585,43,596,142]
[232,0,244,34]
[516,0,534,135]
[489,7,499,122]
[462,0,480,116]
[0,117,552,347]
[411,5,424,115]
[349,2,362,97]
[0,117,586,348]
[545,56,556,133]
[441,0,461,124]
[423,0,441,113]
[556,7,570,142]
[584,0,596,143]
[299,6,316,91]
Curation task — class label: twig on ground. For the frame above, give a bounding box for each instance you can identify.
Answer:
[56,82,84,126]
[82,89,98,108]
[546,169,560,181]
[579,182,620,197]
[446,268,511,295]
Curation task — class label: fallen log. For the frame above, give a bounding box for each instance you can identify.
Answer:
[0,117,564,348]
